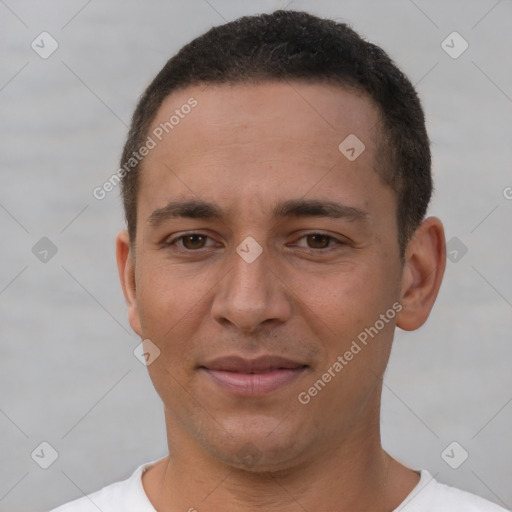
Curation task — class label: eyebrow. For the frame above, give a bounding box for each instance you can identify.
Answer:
[147,198,369,226]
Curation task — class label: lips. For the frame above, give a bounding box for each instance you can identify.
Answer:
[202,355,307,373]
[200,355,308,396]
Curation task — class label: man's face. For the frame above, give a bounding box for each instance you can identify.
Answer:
[123,82,405,469]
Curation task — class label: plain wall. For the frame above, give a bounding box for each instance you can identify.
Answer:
[1,1,511,510]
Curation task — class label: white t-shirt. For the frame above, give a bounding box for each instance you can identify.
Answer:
[50,460,509,512]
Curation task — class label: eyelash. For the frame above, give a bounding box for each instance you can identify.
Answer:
[164,232,344,252]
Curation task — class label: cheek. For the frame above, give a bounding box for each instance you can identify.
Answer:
[293,262,395,334]
[295,265,398,412]
[135,261,208,348]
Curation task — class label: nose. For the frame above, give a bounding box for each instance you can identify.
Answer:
[211,243,292,333]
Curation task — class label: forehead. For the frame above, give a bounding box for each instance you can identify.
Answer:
[148,81,380,165]
[138,81,389,222]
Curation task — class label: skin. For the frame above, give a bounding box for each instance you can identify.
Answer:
[116,81,446,511]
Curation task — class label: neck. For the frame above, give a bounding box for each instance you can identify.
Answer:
[143,407,419,511]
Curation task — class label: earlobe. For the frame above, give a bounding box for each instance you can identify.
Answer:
[116,230,142,336]
[396,217,446,331]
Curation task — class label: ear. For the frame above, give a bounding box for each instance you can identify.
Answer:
[116,230,142,337]
[396,217,446,331]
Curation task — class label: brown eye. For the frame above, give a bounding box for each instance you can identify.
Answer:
[181,234,207,249]
[306,234,332,249]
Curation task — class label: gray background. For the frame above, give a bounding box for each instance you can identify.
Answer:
[1,1,511,511]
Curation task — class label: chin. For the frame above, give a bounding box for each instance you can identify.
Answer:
[200,416,311,472]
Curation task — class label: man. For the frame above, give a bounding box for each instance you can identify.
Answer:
[52,10,508,512]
